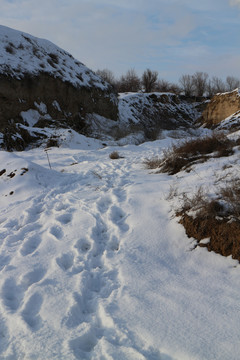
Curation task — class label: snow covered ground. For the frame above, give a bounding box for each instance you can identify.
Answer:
[0,131,240,360]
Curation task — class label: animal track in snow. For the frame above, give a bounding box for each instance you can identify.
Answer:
[21,292,43,331]
[20,234,42,256]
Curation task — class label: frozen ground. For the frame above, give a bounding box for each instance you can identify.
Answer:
[0,131,240,360]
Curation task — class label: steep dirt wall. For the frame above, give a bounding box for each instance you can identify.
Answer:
[0,73,118,133]
[201,89,240,127]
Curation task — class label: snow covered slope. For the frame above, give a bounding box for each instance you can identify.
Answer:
[0,131,240,359]
[0,25,118,150]
[0,25,109,90]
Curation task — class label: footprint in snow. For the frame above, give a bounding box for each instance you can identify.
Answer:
[56,212,72,225]
[21,292,43,331]
[96,195,112,213]
[75,238,91,253]
[20,234,42,256]
[109,205,129,232]
[64,292,95,329]
[54,202,69,212]
[49,224,64,240]
[2,277,23,312]
[56,252,74,271]
[21,266,47,290]
[23,203,44,224]
[69,330,98,357]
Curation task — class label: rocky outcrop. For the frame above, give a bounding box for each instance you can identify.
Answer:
[117,92,202,140]
[201,88,240,127]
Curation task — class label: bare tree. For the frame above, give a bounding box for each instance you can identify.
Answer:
[96,69,115,86]
[226,76,240,92]
[117,68,141,92]
[211,76,226,94]
[179,74,194,97]
[142,69,158,92]
[156,79,171,92]
[156,79,181,94]
[192,72,208,97]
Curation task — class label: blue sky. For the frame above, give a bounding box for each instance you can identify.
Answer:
[0,0,240,82]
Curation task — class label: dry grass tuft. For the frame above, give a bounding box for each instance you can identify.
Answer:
[145,132,236,175]
[176,179,240,261]
[109,151,120,159]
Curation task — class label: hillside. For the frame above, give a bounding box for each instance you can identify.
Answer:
[0,25,205,150]
[0,25,118,150]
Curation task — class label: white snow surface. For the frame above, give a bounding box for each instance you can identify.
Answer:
[0,132,240,360]
[0,25,110,91]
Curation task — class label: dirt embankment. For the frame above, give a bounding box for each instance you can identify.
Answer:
[201,89,240,127]
[0,73,118,149]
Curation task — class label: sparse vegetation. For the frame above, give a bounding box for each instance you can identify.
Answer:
[109,151,120,159]
[5,44,15,55]
[46,137,59,148]
[145,133,236,175]
[176,179,240,261]
[49,53,59,64]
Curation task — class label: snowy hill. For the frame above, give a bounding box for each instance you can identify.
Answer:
[0,25,110,90]
[0,25,118,150]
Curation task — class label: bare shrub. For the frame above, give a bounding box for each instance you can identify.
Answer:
[144,157,162,169]
[46,137,59,148]
[109,151,120,159]
[49,53,59,64]
[218,179,240,218]
[146,133,235,175]
[5,44,15,54]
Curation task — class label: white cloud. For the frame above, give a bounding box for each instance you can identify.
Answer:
[230,0,240,7]
[0,0,239,81]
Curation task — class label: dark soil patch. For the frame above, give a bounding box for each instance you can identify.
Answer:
[20,168,28,175]
[179,214,240,261]
[7,171,16,178]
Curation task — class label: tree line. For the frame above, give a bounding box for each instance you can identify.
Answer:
[96,68,240,97]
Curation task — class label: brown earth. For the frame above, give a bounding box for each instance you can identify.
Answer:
[179,214,240,261]
[201,89,240,127]
[0,72,118,149]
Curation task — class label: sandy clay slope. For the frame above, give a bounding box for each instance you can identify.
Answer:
[0,136,240,360]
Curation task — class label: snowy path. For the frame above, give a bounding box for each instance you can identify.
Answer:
[0,140,240,359]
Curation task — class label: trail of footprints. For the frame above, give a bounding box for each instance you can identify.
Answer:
[0,167,130,358]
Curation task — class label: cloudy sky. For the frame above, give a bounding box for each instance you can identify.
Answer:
[0,0,240,82]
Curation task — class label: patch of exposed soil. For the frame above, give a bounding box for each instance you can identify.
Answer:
[179,214,240,261]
